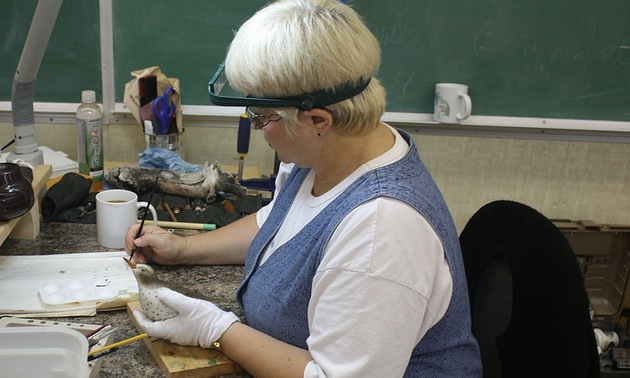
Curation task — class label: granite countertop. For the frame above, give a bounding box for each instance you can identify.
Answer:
[0,222,246,377]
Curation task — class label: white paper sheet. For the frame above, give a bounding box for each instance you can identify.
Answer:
[0,251,138,317]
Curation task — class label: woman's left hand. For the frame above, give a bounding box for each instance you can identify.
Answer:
[134,288,240,348]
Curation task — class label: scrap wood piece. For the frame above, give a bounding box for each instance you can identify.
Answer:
[106,162,245,202]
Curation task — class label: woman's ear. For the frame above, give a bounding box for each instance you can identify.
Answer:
[303,108,333,136]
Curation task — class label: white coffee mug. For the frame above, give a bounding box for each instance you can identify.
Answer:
[96,189,158,249]
[433,83,472,123]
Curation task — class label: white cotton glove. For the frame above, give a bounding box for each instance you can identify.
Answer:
[134,288,239,348]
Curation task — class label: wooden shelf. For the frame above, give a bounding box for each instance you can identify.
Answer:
[0,165,53,245]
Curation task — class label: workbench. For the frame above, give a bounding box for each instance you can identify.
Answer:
[0,222,247,377]
[2,217,630,376]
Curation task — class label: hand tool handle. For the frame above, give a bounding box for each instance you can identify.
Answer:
[237,114,251,157]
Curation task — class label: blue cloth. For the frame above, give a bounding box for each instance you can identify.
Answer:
[138,148,202,173]
[237,129,482,376]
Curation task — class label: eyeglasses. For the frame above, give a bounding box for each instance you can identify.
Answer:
[245,107,282,130]
[208,60,371,110]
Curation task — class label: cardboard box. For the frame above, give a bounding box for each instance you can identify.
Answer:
[554,220,630,318]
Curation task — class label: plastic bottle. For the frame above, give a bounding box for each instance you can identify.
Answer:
[76,90,104,191]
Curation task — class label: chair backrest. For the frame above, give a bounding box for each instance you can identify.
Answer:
[459,200,600,377]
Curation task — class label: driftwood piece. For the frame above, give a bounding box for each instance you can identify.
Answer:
[105,162,246,201]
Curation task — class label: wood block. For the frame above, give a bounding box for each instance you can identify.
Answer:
[127,301,244,377]
[0,217,21,245]
[9,197,40,239]
[0,164,52,244]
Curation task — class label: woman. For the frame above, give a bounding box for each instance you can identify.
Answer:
[127,0,482,376]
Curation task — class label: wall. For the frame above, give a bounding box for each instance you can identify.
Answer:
[414,134,630,230]
[1,121,627,232]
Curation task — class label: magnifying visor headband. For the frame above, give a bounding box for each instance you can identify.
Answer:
[208,61,371,110]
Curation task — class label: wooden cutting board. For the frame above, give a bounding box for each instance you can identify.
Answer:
[127,301,244,377]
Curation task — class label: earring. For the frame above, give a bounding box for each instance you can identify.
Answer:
[317,131,323,137]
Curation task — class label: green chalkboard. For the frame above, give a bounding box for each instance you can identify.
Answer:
[112,1,268,107]
[0,0,101,103]
[113,0,630,121]
[4,0,630,122]
[352,0,630,120]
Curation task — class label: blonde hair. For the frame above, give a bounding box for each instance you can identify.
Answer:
[225,0,386,136]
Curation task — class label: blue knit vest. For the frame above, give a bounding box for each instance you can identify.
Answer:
[236,129,481,376]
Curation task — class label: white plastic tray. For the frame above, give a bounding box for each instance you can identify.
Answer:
[0,327,88,378]
[39,279,128,305]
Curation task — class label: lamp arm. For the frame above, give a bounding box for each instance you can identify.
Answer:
[8,0,63,166]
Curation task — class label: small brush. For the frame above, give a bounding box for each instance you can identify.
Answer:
[87,333,148,360]
[129,176,159,262]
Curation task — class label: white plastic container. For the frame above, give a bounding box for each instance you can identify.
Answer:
[0,327,88,377]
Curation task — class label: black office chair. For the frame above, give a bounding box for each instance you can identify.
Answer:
[459,200,600,377]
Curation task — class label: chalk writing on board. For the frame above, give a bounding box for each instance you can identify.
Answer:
[473,18,630,68]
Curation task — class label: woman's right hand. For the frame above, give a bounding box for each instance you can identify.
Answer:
[125,224,187,265]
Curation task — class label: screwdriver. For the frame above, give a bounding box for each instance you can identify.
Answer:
[237,113,251,181]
